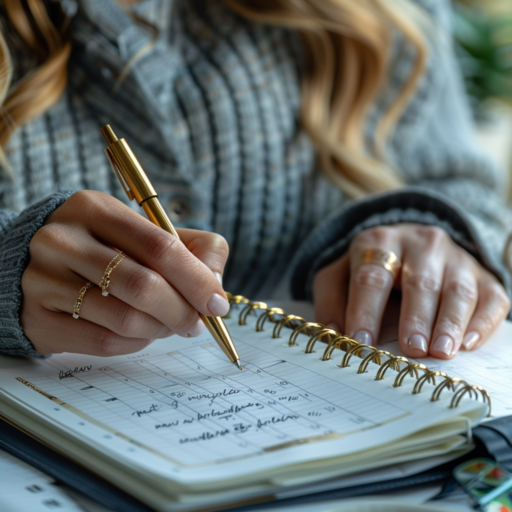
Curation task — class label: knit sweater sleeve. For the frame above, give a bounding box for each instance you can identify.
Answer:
[290,1,512,317]
[0,192,73,357]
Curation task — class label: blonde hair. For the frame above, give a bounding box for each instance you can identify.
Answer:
[0,1,71,150]
[0,0,427,196]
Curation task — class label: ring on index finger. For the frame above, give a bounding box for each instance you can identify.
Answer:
[351,248,402,281]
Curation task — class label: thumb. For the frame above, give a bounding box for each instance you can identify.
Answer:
[177,228,229,287]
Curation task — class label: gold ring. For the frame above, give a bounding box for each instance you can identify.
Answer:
[99,251,126,297]
[351,248,401,280]
[73,282,94,319]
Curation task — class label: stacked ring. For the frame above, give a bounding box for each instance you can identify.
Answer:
[73,282,94,319]
[99,251,126,297]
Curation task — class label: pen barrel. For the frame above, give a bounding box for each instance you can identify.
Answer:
[142,198,180,239]
[200,314,240,363]
[106,140,157,205]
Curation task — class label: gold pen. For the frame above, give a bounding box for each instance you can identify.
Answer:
[100,125,242,371]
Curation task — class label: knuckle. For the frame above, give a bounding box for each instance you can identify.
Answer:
[71,191,121,226]
[403,272,441,294]
[124,267,161,309]
[173,309,199,334]
[348,310,374,330]
[194,271,215,298]
[415,225,447,243]
[473,315,495,335]
[70,190,101,217]
[92,330,122,356]
[112,305,143,337]
[354,226,392,246]
[21,266,38,294]
[30,224,64,256]
[354,265,390,290]
[444,279,478,303]
[490,284,511,310]
[144,231,178,263]
[436,318,464,337]
[210,233,229,255]
[400,315,430,334]
[71,189,100,208]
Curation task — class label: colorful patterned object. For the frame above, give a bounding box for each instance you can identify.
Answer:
[454,458,512,511]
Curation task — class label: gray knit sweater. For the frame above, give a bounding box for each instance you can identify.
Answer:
[1,0,511,357]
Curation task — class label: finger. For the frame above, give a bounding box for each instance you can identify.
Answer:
[22,306,154,357]
[429,258,478,359]
[313,254,350,333]
[38,271,178,340]
[345,228,402,346]
[462,275,511,351]
[59,192,229,316]
[28,238,205,338]
[178,228,229,282]
[398,228,446,358]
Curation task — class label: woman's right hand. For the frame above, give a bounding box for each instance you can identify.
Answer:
[21,190,230,356]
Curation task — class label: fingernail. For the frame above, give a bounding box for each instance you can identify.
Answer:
[432,335,453,356]
[354,330,372,346]
[214,272,223,286]
[326,323,341,332]
[407,334,428,353]
[207,293,230,317]
[462,331,480,351]
[187,318,205,338]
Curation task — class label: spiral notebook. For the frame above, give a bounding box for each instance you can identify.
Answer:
[0,296,490,511]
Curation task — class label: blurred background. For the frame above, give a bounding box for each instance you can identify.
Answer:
[453,0,512,201]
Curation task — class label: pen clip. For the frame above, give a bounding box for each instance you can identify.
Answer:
[105,147,135,201]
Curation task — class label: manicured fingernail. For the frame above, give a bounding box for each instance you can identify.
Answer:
[433,335,453,356]
[214,272,223,286]
[462,332,480,351]
[407,334,428,353]
[207,293,230,317]
[187,319,205,338]
[326,323,341,332]
[354,330,372,346]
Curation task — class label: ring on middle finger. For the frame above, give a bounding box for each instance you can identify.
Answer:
[73,282,94,319]
[99,251,126,297]
[351,248,402,281]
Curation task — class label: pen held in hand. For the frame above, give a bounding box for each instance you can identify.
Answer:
[100,124,242,371]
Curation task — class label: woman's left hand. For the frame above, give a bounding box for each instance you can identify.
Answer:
[313,224,510,359]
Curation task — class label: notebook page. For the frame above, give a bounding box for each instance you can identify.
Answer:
[0,313,486,486]
[382,320,512,418]
[278,301,512,418]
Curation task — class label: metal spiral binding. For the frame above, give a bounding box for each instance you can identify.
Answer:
[287,322,321,346]
[226,294,491,415]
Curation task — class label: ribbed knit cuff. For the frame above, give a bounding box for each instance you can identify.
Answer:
[290,187,511,317]
[0,192,74,357]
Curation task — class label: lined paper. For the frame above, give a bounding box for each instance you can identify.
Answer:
[25,340,406,467]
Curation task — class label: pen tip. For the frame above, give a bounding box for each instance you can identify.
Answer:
[234,360,243,371]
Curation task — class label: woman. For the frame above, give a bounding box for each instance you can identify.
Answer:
[0,0,510,361]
